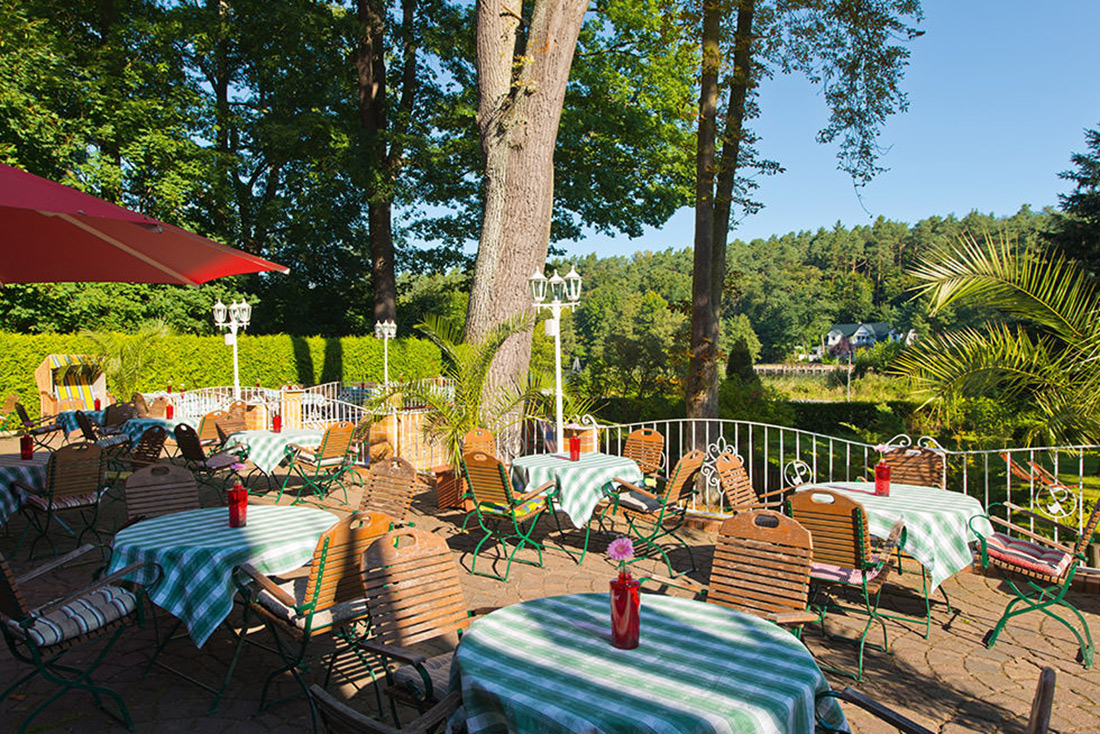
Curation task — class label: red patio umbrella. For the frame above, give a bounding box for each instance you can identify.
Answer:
[0,163,288,285]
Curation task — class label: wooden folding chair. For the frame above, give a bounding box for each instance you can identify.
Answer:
[237,511,393,730]
[716,451,791,510]
[971,500,1100,668]
[356,457,418,523]
[0,545,148,733]
[787,488,905,681]
[14,442,109,558]
[278,421,358,504]
[122,464,201,526]
[620,427,664,478]
[358,529,493,722]
[881,445,946,488]
[14,402,63,449]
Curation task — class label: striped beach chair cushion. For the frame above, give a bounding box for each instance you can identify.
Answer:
[8,585,137,648]
[986,532,1072,578]
[25,490,103,512]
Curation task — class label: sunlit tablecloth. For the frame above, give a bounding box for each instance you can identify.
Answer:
[510,452,642,527]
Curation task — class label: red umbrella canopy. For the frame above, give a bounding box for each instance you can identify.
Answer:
[0,163,289,285]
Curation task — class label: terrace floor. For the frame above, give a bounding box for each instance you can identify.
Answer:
[2,441,1099,732]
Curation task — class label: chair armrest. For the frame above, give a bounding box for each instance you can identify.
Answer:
[641,574,707,597]
[1000,502,1082,539]
[284,443,315,456]
[356,637,427,666]
[876,520,906,564]
[238,563,298,608]
[31,561,147,618]
[757,486,793,500]
[16,544,100,584]
[614,480,658,500]
[11,479,42,497]
[516,480,556,503]
[768,610,820,626]
[469,606,499,617]
[987,517,1075,555]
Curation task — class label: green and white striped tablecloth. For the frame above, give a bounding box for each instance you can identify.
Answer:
[57,409,105,436]
[0,453,48,524]
[107,505,337,647]
[454,593,846,734]
[510,453,642,527]
[120,417,188,442]
[804,482,995,591]
[221,429,323,475]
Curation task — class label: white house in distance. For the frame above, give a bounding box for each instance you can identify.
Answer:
[825,322,901,355]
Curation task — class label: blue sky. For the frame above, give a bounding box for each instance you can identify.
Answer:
[562,0,1100,258]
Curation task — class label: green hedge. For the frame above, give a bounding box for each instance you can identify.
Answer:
[0,332,442,418]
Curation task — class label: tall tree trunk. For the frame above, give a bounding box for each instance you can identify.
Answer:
[466,0,589,386]
[686,1,722,420]
[356,0,398,323]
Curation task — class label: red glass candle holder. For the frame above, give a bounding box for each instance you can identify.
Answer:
[272,413,282,433]
[228,484,248,527]
[19,434,33,461]
[165,403,174,420]
[874,460,891,496]
[610,570,640,649]
[94,397,101,411]
[569,433,581,461]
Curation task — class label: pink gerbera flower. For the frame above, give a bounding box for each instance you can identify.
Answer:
[607,536,634,564]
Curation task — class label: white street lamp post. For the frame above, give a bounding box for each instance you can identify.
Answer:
[374,320,397,384]
[213,298,253,400]
[529,265,582,453]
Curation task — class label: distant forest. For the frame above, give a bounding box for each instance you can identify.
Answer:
[0,206,1052,401]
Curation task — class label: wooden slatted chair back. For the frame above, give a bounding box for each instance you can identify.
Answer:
[147,396,168,419]
[0,552,29,621]
[302,511,393,633]
[125,464,200,522]
[317,421,355,460]
[787,489,872,571]
[173,423,208,462]
[358,456,418,522]
[131,393,150,418]
[462,428,497,456]
[129,426,168,467]
[664,450,705,504]
[46,442,105,500]
[882,446,946,489]
[227,400,247,419]
[15,403,33,427]
[74,410,100,442]
[461,451,513,507]
[197,411,226,444]
[103,402,136,426]
[716,452,756,508]
[708,510,813,619]
[215,413,248,443]
[361,528,470,649]
[622,428,664,475]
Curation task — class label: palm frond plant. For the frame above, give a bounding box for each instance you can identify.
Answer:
[369,313,536,507]
[83,320,170,402]
[893,232,1100,445]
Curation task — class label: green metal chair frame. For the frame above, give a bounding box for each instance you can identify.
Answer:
[310,685,462,734]
[612,449,705,578]
[970,500,1100,668]
[15,402,64,450]
[236,510,394,730]
[0,544,148,733]
[278,421,358,504]
[460,451,555,581]
[787,488,905,681]
[14,442,108,559]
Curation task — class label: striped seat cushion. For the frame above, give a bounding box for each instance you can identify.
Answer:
[7,585,137,648]
[96,434,130,448]
[26,490,102,512]
[255,577,368,632]
[29,422,62,436]
[478,496,546,520]
[986,532,1072,578]
[391,651,452,702]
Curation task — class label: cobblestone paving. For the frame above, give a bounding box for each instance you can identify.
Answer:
[1,443,1098,732]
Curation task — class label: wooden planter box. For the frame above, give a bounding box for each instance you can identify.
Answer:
[563,424,600,453]
[432,465,473,511]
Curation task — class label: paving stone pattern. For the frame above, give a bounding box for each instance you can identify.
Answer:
[1,436,1098,733]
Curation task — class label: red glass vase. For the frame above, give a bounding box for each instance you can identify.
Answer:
[874,460,891,496]
[94,397,101,411]
[165,403,174,420]
[228,483,248,527]
[569,433,581,461]
[19,434,33,460]
[610,570,640,649]
[272,413,282,433]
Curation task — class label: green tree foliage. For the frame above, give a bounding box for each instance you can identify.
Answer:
[1046,124,1100,275]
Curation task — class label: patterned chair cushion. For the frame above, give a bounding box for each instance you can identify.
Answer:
[7,585,137,648]
[478,496,546,521]
[96,434,130,448]
[985,532,1072,578]
[617,490,662,513]
[28,422,62,436]
[391,651,453,702]
[25,490,103,512]
[200,453,240,471]
[255,577,367,632]
[810,561,883,586]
